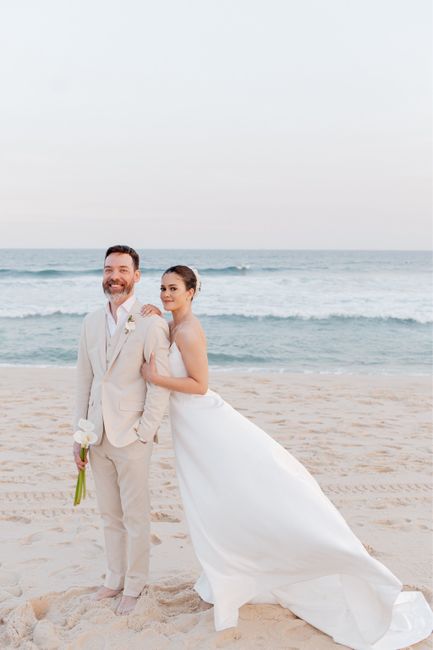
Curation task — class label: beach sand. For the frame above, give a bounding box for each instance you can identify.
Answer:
[0,368,431,649]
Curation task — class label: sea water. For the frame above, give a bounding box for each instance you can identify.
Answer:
[0,249,431,374]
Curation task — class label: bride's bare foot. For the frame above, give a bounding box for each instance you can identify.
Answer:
[91,586,122,601]
[116,594,138,615]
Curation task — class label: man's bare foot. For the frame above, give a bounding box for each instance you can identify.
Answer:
[116,595,138,615]
[91,586,122,601]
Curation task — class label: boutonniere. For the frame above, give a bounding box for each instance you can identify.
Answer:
[125,315,136,334]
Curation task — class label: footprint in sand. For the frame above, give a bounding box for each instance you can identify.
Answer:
[151,580,212,619]
[21,527,64,545]
[20,558,49,567]
[151,511,181,523]
[0,569,21,596]
[373,518,411,531]
[49,564,82,577]
[1,515,31,524]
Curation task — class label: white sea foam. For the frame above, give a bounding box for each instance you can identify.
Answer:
[1,308,431,324]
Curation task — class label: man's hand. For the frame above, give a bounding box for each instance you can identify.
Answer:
[73,441,88,471]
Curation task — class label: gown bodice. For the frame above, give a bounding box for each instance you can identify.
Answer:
[169,341,189,378]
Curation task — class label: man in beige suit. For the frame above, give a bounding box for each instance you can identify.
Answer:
[73,244,170,614]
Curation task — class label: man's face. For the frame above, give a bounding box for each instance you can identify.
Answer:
[102,253,140,304]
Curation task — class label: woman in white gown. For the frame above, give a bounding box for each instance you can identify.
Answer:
[141,265,432,650]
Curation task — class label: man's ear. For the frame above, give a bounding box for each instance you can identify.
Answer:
[134,269,141,283]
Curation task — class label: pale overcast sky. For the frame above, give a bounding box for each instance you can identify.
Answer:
[0,0,431,249]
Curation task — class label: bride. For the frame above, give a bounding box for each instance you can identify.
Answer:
[140,265,432,650]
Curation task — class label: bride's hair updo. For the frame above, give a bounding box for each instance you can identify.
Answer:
[163,265,201,299]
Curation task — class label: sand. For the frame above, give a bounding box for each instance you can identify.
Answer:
[0,367,431,649]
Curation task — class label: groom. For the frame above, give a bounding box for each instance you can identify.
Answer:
[73,244,170,614]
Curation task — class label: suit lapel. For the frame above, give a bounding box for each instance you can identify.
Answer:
[98,309,107,371]
[106,300,141,373]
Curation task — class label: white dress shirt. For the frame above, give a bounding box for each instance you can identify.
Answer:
[105,294,136,337]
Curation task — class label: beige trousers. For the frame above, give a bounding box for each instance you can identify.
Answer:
[90,433,153,597]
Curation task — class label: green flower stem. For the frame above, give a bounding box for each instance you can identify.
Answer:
[81,447,87,499]
[74,471,82,506]
[73,447,89,506]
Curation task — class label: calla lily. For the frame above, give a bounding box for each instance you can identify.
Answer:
[78,418,95,432]
[73,429,98,448]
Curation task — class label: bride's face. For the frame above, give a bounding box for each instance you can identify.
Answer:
[160,273,194,311]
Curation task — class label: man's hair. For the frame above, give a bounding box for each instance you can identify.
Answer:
[104,245,140,270]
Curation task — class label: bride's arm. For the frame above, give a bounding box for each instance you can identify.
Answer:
[141,329,208,395]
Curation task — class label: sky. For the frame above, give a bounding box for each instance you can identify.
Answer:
[0,0,431,249]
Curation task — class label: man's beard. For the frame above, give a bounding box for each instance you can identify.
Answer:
[103,278,135,304]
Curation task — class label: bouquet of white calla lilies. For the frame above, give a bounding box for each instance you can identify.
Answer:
[73,418,97,506]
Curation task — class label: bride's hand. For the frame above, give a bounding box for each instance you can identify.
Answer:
[141,353,158,384]
[141,304,162,317]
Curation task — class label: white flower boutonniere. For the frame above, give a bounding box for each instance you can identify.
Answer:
[125,315,136,334]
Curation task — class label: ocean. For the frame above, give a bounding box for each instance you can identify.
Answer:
[0,249,431,374]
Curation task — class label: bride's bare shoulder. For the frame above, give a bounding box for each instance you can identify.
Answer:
[175,317,206,348]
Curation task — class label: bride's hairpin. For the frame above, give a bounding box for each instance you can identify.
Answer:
[189,266,202,295]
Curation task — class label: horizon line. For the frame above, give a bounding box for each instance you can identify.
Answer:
[0,247,432,252]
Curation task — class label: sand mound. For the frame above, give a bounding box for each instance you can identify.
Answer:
[0,579,214,648]
[1,578,348,650]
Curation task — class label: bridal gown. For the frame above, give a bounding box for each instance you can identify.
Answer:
[168,342,433,649]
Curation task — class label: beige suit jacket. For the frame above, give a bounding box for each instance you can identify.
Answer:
[74,300,170,447]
